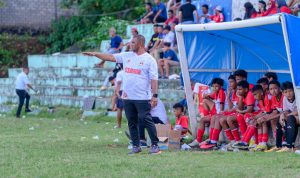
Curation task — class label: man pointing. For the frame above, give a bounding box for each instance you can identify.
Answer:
[83,35,161,155]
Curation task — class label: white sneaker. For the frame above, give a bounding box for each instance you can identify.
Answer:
[188,139,200,147]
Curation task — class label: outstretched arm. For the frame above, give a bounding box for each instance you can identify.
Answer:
[82,52,116,62]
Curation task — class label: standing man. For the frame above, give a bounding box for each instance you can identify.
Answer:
[83,35,161,155]
[15,67,37,118]
[178,0,198,24]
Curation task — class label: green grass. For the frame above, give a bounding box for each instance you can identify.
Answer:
[1,113,300,178]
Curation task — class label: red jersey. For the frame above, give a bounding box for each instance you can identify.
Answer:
[242,91,255,107]
[164,16,179,26]
[209,88,226,113]
[280,6,292,14]
[249,84,254,90]
[231,90,239,108]
[175,115,189,135]
[254,94,272,113]
[211,13,224,23]
[271,93,284,112]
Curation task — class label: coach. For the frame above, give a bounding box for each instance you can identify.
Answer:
[83,35,160,155]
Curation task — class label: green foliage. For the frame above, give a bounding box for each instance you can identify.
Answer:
[46,16,93,53]
[81,16,131,50]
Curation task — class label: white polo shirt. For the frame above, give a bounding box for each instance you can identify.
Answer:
[113,52,158,100]
[15,72,30,90]
[150,98,169,124]
[115,70,124,91]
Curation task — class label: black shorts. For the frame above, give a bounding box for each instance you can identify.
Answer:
[116,91,123,109]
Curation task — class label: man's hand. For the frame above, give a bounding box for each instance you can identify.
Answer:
[151,97,158,108]
[82,52,95,56]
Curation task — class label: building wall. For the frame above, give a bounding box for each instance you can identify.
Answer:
[0,0,76,29]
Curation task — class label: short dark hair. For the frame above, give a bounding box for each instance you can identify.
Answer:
[269,80,280,88]
[173,103,184,112]
[228,75,236,81]
[163,42,171,47]
[163,25,171,31]
[257,77,269,85]
[234,18,242,21]
[281,81,294,91]
[146,2,152,7]
[237,80,249,89]
[202,4,209,9]
[168,10,174,14]
[252,85,264,93]
[109,76,115,82]
[211,78,224,87]
[157,24,163,28]
[153,24,159,27]
[234,69,248,79]
[265,72,278,81]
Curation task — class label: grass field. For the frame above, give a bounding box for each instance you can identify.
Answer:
[1,108,300,178]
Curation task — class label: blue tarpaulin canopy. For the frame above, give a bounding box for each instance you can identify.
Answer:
[175,14,300,134]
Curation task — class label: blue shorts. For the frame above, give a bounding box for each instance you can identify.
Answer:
[116,91,123,109]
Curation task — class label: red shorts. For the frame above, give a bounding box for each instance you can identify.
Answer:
[244,111,261,125]
[223,110,237,116]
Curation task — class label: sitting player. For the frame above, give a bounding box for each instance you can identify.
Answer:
[256,80,284,151]
[173,103,189,136]
[217,75,239,149]
[189,78,225,148]
[267,81,298,152]
[226,81,255,143]
[233,69,254,89]
[232,85,271,150]
[257,77,269,94]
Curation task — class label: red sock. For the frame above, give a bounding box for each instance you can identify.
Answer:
[262,133,269,143]
[232,129,241,141]
[242,126,256,143]
[254,129,258,144]
[225,129,234,141]
[197,129,205,142]
[211,129,221,142]
[209,128,214,140]
[258,134,262,143]
[236,114,247,136]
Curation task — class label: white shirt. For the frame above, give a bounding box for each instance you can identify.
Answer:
[283,96,297,112]
[150,98,169,124]
[115,70,124,91]
[113,52,158,100]
[15,72,30,90]
[163,31,175,47]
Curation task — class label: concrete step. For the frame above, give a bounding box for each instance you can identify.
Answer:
[28,54,116,69]
[0,95,177,111]
[0,78,181,89]
[8,68,112,79]
[0,85,184,101]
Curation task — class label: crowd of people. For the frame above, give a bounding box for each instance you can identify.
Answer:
[84,0,300,154]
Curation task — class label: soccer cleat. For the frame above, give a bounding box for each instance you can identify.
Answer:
[199,139,210,146]
[188,139,200,147]
[200,141,217,149]
[225,141,236,151]
[128,146,142,155]
[264,146,281,152]
[149,145,161,155]
[232,142,249,149]
[253,144,267,152]
[276,147,292,153]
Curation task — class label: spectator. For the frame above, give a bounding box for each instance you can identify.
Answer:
[170,21,179,52]
[150,25,164,60]
[162,25,175,47]
[277,0,292,14]
[167,0,182,15]
[125,28,139,51]
[211,5,225,23]
[257,0,267,17]
[158,42,179,79]
[95,27,123,68]
[146,24,159,52]
[138,3,153,24]
[264,72,278,82]
[143,0,167,23]
[244,2,257,19]
[264,0,278,16]
[199,4,211,24]
[164,10,179,26]
[178,0,199,24]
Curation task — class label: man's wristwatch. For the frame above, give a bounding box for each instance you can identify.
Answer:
[152,94,158,98]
